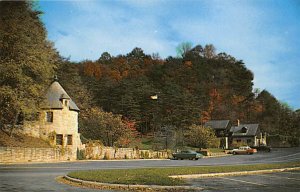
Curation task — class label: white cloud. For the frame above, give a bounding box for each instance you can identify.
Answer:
[49,0,178,61]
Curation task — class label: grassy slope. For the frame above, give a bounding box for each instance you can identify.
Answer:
[0,130,51,148]
[68,161,300,186]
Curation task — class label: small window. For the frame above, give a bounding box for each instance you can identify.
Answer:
[67,135,72,145]
[241,127,248,133]
[56,134,63,145]
[46,112,53,122]
[236,139,241,143]
[64,100,68,106]
[17,112,24,125]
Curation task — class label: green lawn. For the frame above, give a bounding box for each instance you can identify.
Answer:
[67,161,300,186]
[208,148,225,153]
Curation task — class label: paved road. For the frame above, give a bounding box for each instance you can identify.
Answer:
[0,147,299,192]
[187,170,300,192]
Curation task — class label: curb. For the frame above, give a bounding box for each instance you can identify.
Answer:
[63,175,203,191]
[203,154,232,158]
[0,159,170,165]
[169,167,300,179]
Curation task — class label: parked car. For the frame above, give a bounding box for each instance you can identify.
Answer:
[172,150,203,160]
[251,145,272,152]
[231,146,257,155]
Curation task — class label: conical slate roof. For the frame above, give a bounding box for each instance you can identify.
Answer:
[42,80,80,111]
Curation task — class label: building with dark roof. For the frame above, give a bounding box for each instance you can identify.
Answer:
[204,120,266,148]
[229,124,262,146]
[204,120,231,137]
[39,78,82,160]
[204,120,231,148]
[19,78,83,160]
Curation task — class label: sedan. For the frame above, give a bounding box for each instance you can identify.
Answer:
[172,150,203,160]
[231,146,257,155]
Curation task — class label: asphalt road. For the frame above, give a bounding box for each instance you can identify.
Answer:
[187,170,300,192]
[0,147,299,192]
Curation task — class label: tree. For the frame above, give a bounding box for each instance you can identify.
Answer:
[127,47,147,60]
[189,45,204,57]
[203,44,216,59]
[57,60,93,110]
[256,90,281,134]
[115,119,140,148]
[185,124,219,148]
[176,42,193,58]
[0,1,58,135]
[97,52,112,64]
[80,107,138,147]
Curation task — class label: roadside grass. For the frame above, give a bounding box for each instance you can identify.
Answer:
[208,148,225,153]
[67,161,300,186]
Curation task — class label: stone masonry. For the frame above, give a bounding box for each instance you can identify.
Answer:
[0,147,73,163]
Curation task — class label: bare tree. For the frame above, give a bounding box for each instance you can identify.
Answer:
[176,42,193,58]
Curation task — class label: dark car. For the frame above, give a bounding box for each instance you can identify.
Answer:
[251,145,272,152]
[172,150,203,160]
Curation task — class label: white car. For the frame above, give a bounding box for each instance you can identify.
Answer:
[231,146,257,155]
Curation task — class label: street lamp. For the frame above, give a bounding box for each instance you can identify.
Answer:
[151,93,169,152]
[150,93,160,132]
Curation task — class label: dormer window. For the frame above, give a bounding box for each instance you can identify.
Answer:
[60,93,70,108]
[64,100,68,107]
[241,127,248,133]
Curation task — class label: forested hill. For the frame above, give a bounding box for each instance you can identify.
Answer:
[0,1,298,143]
[57,47,300,137]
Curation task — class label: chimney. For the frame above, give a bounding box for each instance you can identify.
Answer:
[237,119,240,126]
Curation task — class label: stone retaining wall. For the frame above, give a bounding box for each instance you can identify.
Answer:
[85,145,140,159]
[84,143,169,160]
[0,147,73,163]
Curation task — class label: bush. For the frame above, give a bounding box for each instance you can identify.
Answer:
[288,137,300,147]
[185,125,219,148]
[140,150,150,159]
[77,149,86,160]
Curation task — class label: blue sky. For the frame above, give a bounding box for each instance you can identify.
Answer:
[39,0,300,109]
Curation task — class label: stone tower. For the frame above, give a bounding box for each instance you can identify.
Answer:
[39,78,82,160]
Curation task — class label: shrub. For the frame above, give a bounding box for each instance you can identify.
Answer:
[140,150,150,159]
[185,125,219,148]
[77,149,86,160]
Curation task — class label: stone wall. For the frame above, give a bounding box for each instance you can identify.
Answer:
[85,146,139,159]
[0,147,74,164]
[84,143,169,160]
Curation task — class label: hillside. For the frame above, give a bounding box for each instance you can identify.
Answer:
[57,47,300,140]
[0,130,51,148]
